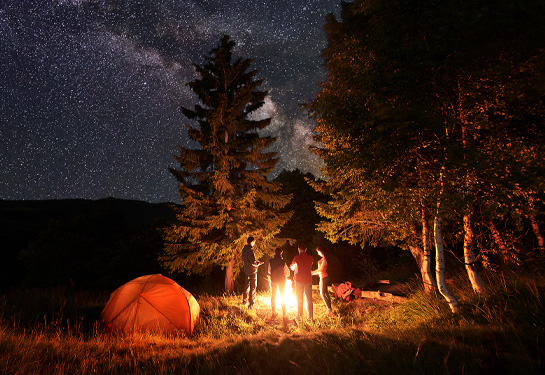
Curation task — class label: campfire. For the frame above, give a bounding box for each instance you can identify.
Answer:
[275,278,298,310]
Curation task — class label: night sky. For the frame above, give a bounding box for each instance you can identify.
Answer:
[1,0,339,203]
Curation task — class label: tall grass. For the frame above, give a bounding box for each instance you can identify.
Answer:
[1,269,544,374]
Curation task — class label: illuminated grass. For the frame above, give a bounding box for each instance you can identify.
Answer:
[1,272,544,374]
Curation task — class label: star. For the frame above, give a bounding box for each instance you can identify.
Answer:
[0,0,339,202]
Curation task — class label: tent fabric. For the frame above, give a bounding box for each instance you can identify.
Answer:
[100,274,200,336]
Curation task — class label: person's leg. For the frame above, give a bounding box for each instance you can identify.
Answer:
[278,281,286,316]
[304,282,313,320]
[320,276,332,311]
[271,282,278,313]
[249,273,257,307]
[295,281,304,319]
[242,274,250,304]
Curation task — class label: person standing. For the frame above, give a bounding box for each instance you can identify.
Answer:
[312,247,334,316]
[268,248,290,318]
[242,236,262,308]
[290,243,314,321]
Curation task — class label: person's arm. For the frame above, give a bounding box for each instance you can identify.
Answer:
[253,258,264,268]
[311,259,321,276]
[290,259,297,273]
[249,249,256,265]
[248,249,262,268]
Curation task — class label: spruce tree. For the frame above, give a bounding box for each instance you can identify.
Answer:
[162,36,292,293]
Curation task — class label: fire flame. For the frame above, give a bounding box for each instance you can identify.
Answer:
[275,279,298,310]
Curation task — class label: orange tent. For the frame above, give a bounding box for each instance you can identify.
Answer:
[100,274,200,336]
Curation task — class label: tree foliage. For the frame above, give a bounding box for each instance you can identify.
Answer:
[273,169,328,245]
[309,0,545,281]
[162,36,292,291]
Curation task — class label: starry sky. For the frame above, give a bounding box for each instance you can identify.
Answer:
[1,0,339,203]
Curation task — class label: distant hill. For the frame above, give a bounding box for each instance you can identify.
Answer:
[0,198,176,290]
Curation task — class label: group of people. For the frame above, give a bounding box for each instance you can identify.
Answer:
[241,237,334,321]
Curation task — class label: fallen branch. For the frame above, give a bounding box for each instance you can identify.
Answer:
[332,280,407,304]
[359,290,408,304]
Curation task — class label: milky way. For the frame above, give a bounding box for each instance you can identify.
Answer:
[0,0,339,203]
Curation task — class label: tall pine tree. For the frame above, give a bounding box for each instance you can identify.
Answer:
[162,36,292,293]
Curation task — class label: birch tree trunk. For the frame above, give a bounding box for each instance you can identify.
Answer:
[489,221,509,262]
[225,258,235,294]
[463,213,486,293]
[434,168,459,313]
[420,207,435,294]
[409,244,435,294]
[459,111,486,293]
[409,207,435,293]
[409,206,435,294]
[434,212,459,312]
[529,214,545,253]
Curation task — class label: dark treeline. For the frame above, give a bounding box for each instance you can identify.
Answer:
[0,198,173,290]
[0,170,407,293]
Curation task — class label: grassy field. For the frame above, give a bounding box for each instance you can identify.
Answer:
[1,269,544,375]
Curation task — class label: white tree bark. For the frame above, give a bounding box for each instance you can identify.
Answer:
[489,221,509,262]
[463,213,486,293]
[434,212,459,313]
[409,244,435,295]
[417,206,435,294]
[434,168,459,313]
[458,99,486,293]
[529,214,545,253]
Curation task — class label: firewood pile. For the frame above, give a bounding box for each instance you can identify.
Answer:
[331,280,408,304]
